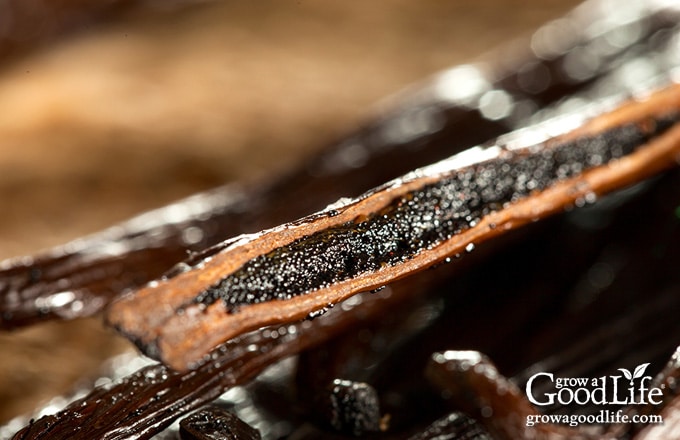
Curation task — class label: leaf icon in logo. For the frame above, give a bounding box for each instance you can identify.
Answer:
[633,363,650,379]
[618,368,633,381]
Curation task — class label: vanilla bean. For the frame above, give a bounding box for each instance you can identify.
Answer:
[108,82,680,371]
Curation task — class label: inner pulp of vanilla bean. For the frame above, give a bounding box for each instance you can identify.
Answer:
[194,114,678,311]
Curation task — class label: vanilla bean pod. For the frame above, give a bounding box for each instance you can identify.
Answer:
[108,82,680,371]
[15,105,677,438]
[5,0,679,330]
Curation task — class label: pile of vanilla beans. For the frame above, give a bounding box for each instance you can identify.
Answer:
[2,0,680,439]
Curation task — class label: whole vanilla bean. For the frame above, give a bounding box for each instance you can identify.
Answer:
[108,82,680,371]
[11,288,398,440]
[5,0,680,330]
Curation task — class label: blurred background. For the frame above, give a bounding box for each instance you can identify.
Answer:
[0,0,580,424]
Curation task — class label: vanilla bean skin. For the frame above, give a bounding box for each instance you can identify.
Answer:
[108,83,680,371]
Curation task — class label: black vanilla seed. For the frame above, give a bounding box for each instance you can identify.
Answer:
[194,115,678,311]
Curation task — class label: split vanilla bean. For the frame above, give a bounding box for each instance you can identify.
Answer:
[108,82,680,371]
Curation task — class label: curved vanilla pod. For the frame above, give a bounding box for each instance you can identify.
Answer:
[425,351,589,440]
[5,0,680,331]
[107,82,680,371]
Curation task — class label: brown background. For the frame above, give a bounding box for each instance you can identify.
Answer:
[0,0,580,424]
